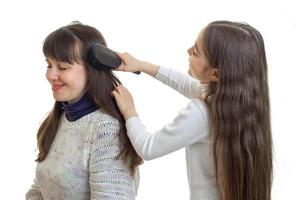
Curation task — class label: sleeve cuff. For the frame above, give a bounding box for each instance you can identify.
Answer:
[126,116,142,129]
[154,66,170,82]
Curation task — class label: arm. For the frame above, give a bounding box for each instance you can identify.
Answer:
[116,53,206,99]
[154,66,205,99]
[112,86,209,160]
[89,119,137,199]
[116,52,159,77]
[126,100,208,160]
[25,180,43,200]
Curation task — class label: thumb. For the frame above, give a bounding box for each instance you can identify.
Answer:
[115,63,126,71]
[116,52,125,61]
[111,90,119,99]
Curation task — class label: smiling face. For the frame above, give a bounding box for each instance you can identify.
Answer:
[45,58,88,103]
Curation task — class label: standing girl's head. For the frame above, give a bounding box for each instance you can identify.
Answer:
[37,21,142,175]
[190,21,272,200]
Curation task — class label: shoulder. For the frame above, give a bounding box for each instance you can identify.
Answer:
[88,109,120,128]
[180,99,209,132]
[185,99,208,120]
[88,109,121,144]
[171,99,209,131]
[88,109,118,122]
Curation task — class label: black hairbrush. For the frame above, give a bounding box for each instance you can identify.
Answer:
[88,43,140,74]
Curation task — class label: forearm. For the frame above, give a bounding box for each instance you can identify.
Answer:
[125,101,206,161]
[139,61,159,77]
[154,66,205,99]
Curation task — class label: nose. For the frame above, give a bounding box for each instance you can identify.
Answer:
[187,46,193,56]
[187,47,193,62]
[46,67,59,81]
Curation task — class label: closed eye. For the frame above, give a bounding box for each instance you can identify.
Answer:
[58,66,67,70]
[193,43,201,56]
[192,48,199,56]
[57,63,69,71]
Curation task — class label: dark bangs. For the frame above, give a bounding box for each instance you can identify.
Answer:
[43,27,81,64]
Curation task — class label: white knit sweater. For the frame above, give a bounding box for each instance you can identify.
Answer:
[26,110,139,200]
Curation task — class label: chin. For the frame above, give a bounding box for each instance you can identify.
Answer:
[188,70,196,79]
[52,94,67,102]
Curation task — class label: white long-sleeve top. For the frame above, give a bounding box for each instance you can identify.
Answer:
[126,66,221,200]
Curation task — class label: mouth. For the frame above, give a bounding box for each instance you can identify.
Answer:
[52,84,65,92]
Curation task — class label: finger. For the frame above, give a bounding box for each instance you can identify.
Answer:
[112,90,123,104]
[123,52,131,58]
[116,51,124,59]
[120,85,130,94]
[115,63,125,71]
[114,65,121,71]
[115,85,125,94]
[111,90,119,98]
[115,85,128,97]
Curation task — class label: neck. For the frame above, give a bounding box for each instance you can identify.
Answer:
[62,93,98,122]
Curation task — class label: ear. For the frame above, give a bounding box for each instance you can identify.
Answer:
[209,68,218,82]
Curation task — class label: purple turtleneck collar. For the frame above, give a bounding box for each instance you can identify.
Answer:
[62,93,98,122]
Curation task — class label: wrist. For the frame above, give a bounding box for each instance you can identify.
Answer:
[138,61,149,72]
[140,61,159,77]
[124,108,138,120]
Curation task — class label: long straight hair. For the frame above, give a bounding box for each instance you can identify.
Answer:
[202,21,272,200]
[36,22,142,175]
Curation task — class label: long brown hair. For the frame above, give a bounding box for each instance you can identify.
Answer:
[202,21,272,200]
[36,22,142,175]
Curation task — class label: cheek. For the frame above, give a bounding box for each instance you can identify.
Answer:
[75,71,88,89]
[63,65,88,91]
[80,77,88,90]
[189,60,197,74]
[191,60,201,73]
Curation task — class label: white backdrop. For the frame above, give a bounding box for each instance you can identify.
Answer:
[0,0,299,199]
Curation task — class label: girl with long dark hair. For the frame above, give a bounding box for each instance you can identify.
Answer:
[112,21,272,200]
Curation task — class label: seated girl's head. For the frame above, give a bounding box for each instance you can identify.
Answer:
[43,21,118,104]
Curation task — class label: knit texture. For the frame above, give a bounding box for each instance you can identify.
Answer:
[26,109,138,200]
